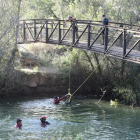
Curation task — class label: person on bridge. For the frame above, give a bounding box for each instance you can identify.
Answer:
[14,119,22,129]
[40,116,50,126]
[65,16,79,41]
[53,94,68,104]
[102,15,109,45]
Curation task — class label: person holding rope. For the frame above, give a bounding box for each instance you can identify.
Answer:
[65,15,79,40]
[65,89,73,104]
[53,94,68,104]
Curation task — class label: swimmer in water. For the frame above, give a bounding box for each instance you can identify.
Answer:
[53,94,68,104]
[40,116,50,126]
[14,119,22,129]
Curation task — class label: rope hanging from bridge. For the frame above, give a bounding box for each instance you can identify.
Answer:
[19,44,108,117]
[48,53,108,118]
[68,61,71,94]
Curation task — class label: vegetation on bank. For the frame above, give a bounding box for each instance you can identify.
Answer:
[52,46,140,106]
[1,0,140,107]
[18,44,140,106]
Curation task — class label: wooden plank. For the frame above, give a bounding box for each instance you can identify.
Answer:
[18,30,140,64]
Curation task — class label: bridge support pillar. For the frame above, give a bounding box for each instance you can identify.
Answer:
[51,22,53,39]
[119,24,123,47]
[58,21,61,43]
[123,29,126,57]
[72,23,75,45]
[23,21,26,42]
[46,21,48,43]
[87,24,90,49]
[34,20,36,41]
[104,26,108,52]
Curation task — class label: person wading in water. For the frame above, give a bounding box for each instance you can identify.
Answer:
[53,94,68,104]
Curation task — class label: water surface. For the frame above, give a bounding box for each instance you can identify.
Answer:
[0,97,140,140]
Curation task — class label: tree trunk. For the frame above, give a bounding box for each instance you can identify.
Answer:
[120,60,125,79]
[83,51,94,70]
[92,53,102,76]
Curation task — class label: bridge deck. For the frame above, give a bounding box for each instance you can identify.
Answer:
[52,40,140,63]
[18,19,140,64]
[23,39,140,63]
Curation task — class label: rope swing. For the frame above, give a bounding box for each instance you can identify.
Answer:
[49,53,107,117]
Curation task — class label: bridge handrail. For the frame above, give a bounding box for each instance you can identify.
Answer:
[18,18,140,64]
[19,19,140,28]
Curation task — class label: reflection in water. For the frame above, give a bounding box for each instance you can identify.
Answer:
[0,97,140,139]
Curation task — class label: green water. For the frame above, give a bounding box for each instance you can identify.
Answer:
[0,97,140,140]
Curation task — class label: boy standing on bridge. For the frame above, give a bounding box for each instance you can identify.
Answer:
[65,16,79,41]
[102,15,109,45]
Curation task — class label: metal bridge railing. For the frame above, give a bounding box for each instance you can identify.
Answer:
[18,19,140,62]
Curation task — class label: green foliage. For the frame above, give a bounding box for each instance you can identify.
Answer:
[21,0,56,19]
[33,66,38,71]
[0,0,22,93]
[21,0,140,24]
[2,0,140,104]
[113,86,137,105]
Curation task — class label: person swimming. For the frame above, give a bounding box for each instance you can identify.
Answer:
[40,116,50,126]
[53,94,67,104]
[14,119,22,129]
[65,93,73,104]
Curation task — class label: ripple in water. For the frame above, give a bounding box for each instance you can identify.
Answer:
[0,97,140,139]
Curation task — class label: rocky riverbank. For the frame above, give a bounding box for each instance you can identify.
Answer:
[0,67,69,97]
[0,43,91,98]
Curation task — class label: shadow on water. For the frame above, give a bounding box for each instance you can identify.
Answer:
[0,97,140,139]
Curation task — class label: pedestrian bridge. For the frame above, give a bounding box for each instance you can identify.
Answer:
[18,19,140,64]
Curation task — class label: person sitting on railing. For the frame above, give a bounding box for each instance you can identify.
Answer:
[102,15,109,45]
[64,16,79,41]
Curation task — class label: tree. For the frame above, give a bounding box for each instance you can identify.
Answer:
[0,0,22,93]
